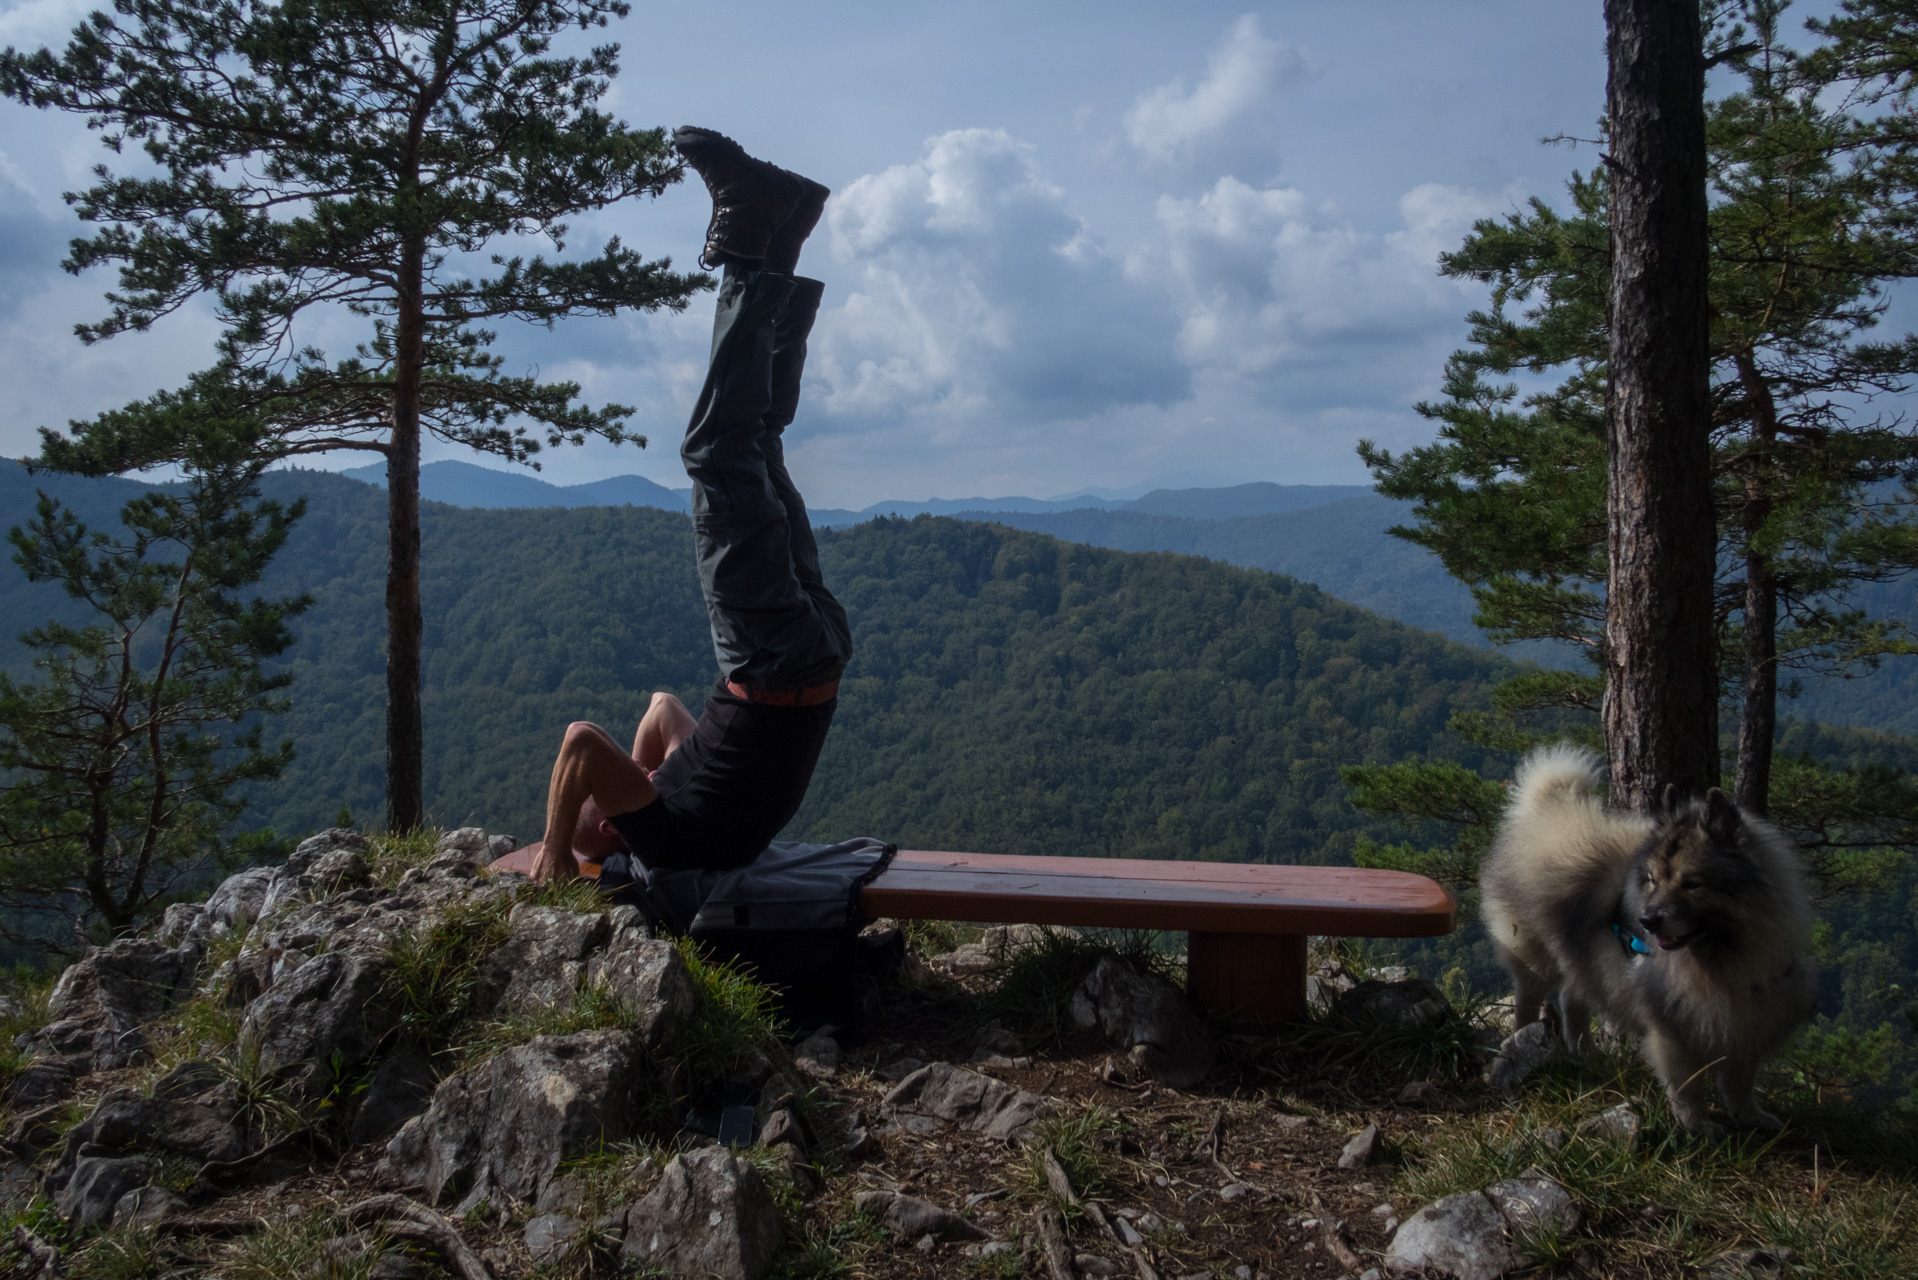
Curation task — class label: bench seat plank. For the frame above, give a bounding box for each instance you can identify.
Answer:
[864,850,1455,938]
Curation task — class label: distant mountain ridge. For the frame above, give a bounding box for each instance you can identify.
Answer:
[339,459,691,511]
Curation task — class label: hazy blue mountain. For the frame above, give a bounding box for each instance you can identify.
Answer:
[1120,481,1375,519]
[340,458,689,511]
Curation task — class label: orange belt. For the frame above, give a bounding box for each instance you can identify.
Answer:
[725,678,840,707]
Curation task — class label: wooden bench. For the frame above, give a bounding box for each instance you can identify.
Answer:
[487,847,1456,1024]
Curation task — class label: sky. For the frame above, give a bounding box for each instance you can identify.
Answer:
[0,1,1621,508]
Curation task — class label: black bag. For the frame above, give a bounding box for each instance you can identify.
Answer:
[599,837,896,1031]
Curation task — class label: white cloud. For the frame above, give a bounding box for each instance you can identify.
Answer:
[812,128,1188,429]
[1123,14,1307,164]
[1153,176,1512,384]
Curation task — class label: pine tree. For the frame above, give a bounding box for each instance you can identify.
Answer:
[0,427,307,948]
[0,0,709,830]
[1347,1,1918,895]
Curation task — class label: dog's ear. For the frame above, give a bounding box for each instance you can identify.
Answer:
[1660,783,1681,818]
[1704,787,1743,842]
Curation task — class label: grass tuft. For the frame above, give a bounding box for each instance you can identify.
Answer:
[366,827,438,888]
[213,1208,396,1280]
[984,928,1180,1043]
[1021,1106,1123,1204]
[67,1224,164,1280]
[672,936,782,1082]
[381,893,513,1055]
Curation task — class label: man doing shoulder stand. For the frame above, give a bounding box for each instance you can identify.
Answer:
[531,128,851,883]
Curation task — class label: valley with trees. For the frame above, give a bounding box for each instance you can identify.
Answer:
[2,0,1918,1275]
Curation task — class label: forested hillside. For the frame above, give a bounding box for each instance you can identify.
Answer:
[0,463,1511,860]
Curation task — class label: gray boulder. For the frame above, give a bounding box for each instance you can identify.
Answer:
[3,1058,74,1110]
[112,1185,187,1228]
[1576,1102,1642,1149]
[1485,1021,1556,1093]
[524,1213,583,1262]
[32,937,198,1071]
[239,950,399,1099]
[1067,956,1217,1088]
[349,1043,439,1145]
[853,1190,991,1242]
[882,1063,1051,1141]
[1384,1190,1513,1280]
[201,866,279,937]
[1335,979,1452,1032]
[57,1154,155,1229]
[585,932,699,1051]
[56,1089,250,1174]
[1486,1168,1581,1238]
[383,1029,645,1211]
[289,827,375,873]
[482,904,610,1017]
[1338,1123,1384,1170]
[621,1147,783,1279]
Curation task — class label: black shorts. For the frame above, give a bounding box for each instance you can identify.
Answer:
[603,682,836,872]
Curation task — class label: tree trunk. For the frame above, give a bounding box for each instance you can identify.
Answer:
[1602,0,1720,812]
[1734,352,1779,814]
[385,237,427,833]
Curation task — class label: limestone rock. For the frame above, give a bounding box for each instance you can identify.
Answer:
[32,937,198,1071]
[621,1147,783,1279]
[1384,1190,1512,1280]
[482,904,610,1017]
[1485,1022,1556,1093]
[585,933,699,1051]
[1334,978,1452,1032]
[3,1058,74,1110]
[1338,1123,1384,1170]
[524,1213,583,1262]
[57,1154,156,1229]
[112,1185,187,1228]
[201,866,279,937]
[933,924,1074,971]
[349,1043,438,1144]
[1576,1103,1642,1149]
[883,1062,1051,1141]
[1486,1168,1581,1239]
[384,1029,645,1211]
[289,827,375,874]
[1066,956,1217,1088]
[154,903,205,947]
[854,1190,992,1242]
[57,1088,250,1174]
[239,950,398,1099]
[793,1032,842,1078]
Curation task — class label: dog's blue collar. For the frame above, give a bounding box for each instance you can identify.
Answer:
[1613,921,1653,957]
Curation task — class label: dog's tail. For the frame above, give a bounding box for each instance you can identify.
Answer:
[1505,742,1604,823]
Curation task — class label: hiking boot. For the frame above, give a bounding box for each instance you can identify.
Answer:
[765,175,830,275]
[673,126,804,269]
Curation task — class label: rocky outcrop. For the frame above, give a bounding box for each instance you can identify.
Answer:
[1386,1168,1581,1279]
[1067,956,1218,1088]
[621,1147,784,1280]
[483,904,610,1017]
[27,937,199,1071]
[239,949,400,1100]
[383,1029,649,1212]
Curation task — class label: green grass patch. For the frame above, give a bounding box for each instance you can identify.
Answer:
[1263,982,1500,1088]
[0,967,58,1094]
[519,876,607,914]
[1022,1105,1123,1204]
[1396,1045,1918,1280]
[211,1209,396,1280]
[672,936,782,1082]
[67,1224,164,1280]
[381,893,513,1055]
[367,827,439,888]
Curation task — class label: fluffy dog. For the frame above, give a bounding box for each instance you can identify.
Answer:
[1480,744,1817,1134]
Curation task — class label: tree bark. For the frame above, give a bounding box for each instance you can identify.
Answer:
[1734,351,1778,814]
[385,235,427,833]
[1602,0,1720,812]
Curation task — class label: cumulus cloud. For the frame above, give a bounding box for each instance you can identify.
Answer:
[1153,176,1513,387]
[811,128,1188,429]
[1123,14,1307,164]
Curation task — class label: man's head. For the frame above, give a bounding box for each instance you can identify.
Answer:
[574,797,628,861]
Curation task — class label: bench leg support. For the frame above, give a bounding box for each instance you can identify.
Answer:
[1187,931,1307,1025]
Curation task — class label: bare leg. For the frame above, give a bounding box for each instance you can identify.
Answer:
[534,721,658,882]
[632,692,698,772]
[1642,1025,1725,1136]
